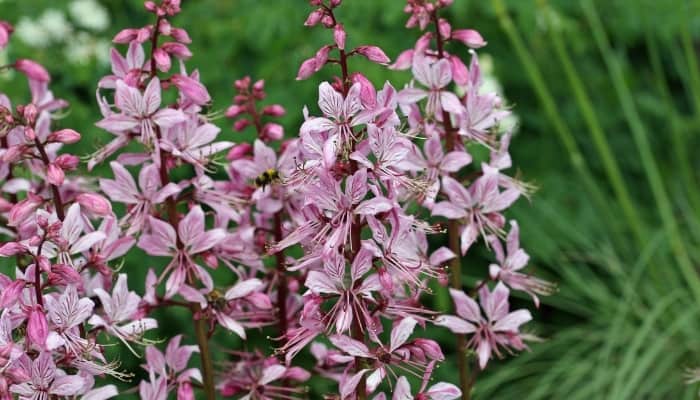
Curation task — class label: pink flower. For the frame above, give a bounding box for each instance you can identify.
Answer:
[100,161,181,235]
[160,119,233,171]
[143,335,201,395]
[0,21,12,49]
[10,352,85,398]
[87,274,158,353]
[96,78,186,145]
[45,285,94,353]
[99,42,148,89]
[392,375,461,400]
[434,284,531,369]
[137,206,226,298]
[14,59,50,82]
[397,57,463,116]
[488,222,555,307]
[300,82,364,151]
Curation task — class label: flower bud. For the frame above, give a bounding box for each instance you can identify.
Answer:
[450,56,469,86]
[47,128,81,144]
[55,154,79,170]
[153,48,172,72]
[296,57,317,80]
[233,118,250,132]
[262,123,283,141]
[314,45,332,70]
[0,242,27,257]
[234,76,251,91]
[177,382,195,400]
[0,279,23,308]
[171,28,192,43]
[226,142,252,161]
[113,28,139,43]
[22,103,38,125]
[262,104,285,117]
[46,163,65,186]
[144,1,158,12]
[0,21,13,50]
[438,18,452,39]
[8,194,42,226]
[321,15,334,28]
[14,59,50,82]
[252,79,265,92]
[334,24,346,50]
[452,29,486,48]
[304,9,324,26]
[330,0,342,6]
[27,306,48,348]
[76,193,113,215]
[37,255,52,272]
[351,73,376,108]
[162,42,192,59]
[48,263,83,287]
[171,74,211,105]
[355,46,390,65]
[136,27,152,43]
[225,105,246,119]
[24,126,36,141]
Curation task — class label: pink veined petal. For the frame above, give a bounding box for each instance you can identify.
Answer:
[115,80,143,115]
[506,220,520,255]
[305,271,339,295]
[126,41,145,68]
[189,228,226,255]
[411,56,432,87]
[142,78,162,115]
[260,365,286,385]
[460,223,479,255]
[318,82,345,119]
[329,335,372,357]
[429,246,456,266]
[81,385,119,400]
[433,58,453,88]
[217,312,246,339]
[493,309,532,332]
[434,315,477,334]
[110,49,128,77]
[340,369,369,400]
[344,82,364,118]
[177,206,205,247]
[431,201,468,219]
[165,266,186,298]
[347,168,368,204]
[50,375,86,396]
[366,368,386,393]
[441,92,465,115]
[189,123,221,149]
[390,317,417,352]
[153,183,181,204]
[424,135,444,163]
[448,288,481,322]
[224,278,263,300]
[481,282,510,322]
[441,176,472,208]
[95,114,139,132]
[393,376,412,400]
[71,231,107,254]
[396,87,428,105]
[355,197,393,215]
[146,345,166,374]
[253,139,277,170]
[477,340,492,369]
[152,108,187,128]
[300,116,336,135]
[426,382,462,400]
[139,217,177,255]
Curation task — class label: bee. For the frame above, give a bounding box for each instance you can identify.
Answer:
[254,168,281,190]
[206,289,228,310]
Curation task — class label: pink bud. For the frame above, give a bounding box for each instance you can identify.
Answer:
[0,242,27,257]
[414,339,445,360]
[46,163,65,186]
[171,74,211,105]
[8,194,42,226]
[389,49,414,71]
[225,105,246,118]
[296,57,317,80]
[27,307,48,347]
[253,79,265,92]
[334,24,346,50]
[0,21,13,50]
[233,118,250,132]
[48,264,83,287]
[22,103,38,124]
[55,154,79,170]
[136,27,152,43]
[355,46,390,65]
[14,59,50,82]
[450,56,469,86]
[76,193,113,215]
[226,143,252,161]
[452,29,486,48]
[321,15,334,28]
[47,128,81,144]
[305,9,324,26]
[162,42,192,59]
[158,19,172,36]
[235,76,251,91]
[330,0,342,6]
[262,123,284,141]
[113,28,139,43]
[246,292,272,309]
[415,32,433,53]
[24,127,36,141]
[1,144,26,163]
[144,1,157,12]
[262,104,285,117]
[177,382,194,400]
[314,45,332,71]
[438,18,452,39]
[153,48,172,72]
[351,73,376,108]
[171,28,192,43]
[37,256,51,272]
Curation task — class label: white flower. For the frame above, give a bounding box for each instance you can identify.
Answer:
[14,17,50,48]
[39,9,72,41]
[69,0,110,31]
[14,10,72,48]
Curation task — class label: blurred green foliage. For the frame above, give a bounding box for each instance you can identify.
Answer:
[2,0,700,398]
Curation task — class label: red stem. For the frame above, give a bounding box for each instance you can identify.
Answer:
[432,11,472,400]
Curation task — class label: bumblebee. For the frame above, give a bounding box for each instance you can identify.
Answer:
[254,168,281,190]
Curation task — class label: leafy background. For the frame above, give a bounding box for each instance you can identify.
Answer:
[1,0,700,398]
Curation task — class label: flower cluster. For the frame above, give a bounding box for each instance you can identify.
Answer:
[0,0,551,399]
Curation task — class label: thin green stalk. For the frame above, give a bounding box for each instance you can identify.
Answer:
[543,2,645,245]
[491,0,614,228]
[645,32,700,217]
[680,3,700,118]
[581,0,700,303]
